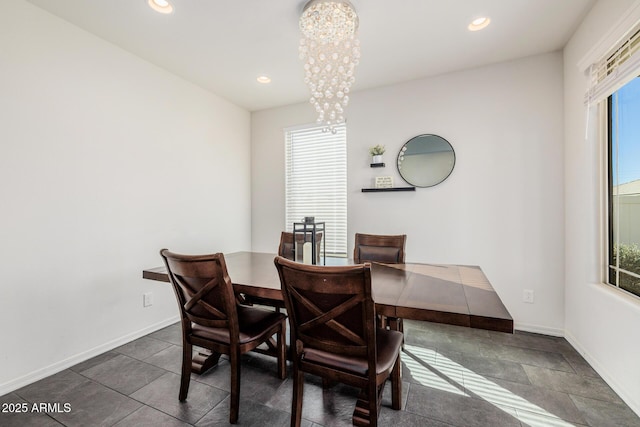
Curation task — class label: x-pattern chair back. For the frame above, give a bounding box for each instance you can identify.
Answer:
[161,250,288,424]
[289,286,367,356]
[275,256,402,427]
[161,252,239,336]
[275,256,376,362]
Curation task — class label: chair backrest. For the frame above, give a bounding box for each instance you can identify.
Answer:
[274,256,377,364]
[353,233,406,264]
[278,231,324,261]
[160,249,239,338]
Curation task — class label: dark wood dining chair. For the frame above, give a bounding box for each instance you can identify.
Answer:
[278,231,323,262]
[239,231,320,312]
[274,256,402,427]
[160,249,287,424]
[353,233,406,264]
[243,231,326,313]
[353,233,407,334]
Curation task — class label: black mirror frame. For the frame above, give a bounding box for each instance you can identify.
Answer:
[396,134,456,188]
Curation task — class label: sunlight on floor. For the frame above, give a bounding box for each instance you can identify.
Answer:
[403,344,576,427]
[402,346,467,397]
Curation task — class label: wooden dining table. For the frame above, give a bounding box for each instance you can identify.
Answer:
[143,251,513,333]
[144,251,513,426]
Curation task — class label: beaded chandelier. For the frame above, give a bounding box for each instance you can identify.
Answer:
[299,0,360,132]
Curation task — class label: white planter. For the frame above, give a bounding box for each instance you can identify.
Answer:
[372,155,383,164]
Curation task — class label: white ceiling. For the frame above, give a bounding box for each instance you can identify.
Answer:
[26,0,595,112]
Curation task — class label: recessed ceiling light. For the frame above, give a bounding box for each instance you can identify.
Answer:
[148,0,173,14]
[257,76,272,84]
[468,16,490,31]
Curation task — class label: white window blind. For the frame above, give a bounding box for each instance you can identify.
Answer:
[586,21,640,105]
[285,124,347,256]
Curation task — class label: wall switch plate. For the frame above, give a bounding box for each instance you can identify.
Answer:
[523,289,534,304]
[143,292,153,307]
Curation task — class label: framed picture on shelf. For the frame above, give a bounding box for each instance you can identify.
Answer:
[375,176,393,189]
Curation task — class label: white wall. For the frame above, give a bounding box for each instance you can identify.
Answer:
[0,0,251,393]
[563,0,640,415]
[252,52,565,335]
[251,105,316,254]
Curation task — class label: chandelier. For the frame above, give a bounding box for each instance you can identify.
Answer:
[299,0,360,132]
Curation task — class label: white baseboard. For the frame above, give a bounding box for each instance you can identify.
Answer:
[513,322,565,337]
[0,315,180,397]
[564,330,640,418]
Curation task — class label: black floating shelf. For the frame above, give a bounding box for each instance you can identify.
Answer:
[370,162,385,168]
[361,187,415,192]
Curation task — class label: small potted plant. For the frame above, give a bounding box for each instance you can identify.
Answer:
[369,144,386,164]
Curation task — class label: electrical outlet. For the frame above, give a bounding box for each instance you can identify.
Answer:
[523,289,534,304]
[143,292,153,307]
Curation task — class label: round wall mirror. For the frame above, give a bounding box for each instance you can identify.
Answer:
[397,134,455,187]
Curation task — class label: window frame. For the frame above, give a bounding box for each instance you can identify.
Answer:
[284,123,348,257]
[604,80,640,298]
[607,94,616,287]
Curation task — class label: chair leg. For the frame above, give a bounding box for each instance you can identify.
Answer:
[322,377,337,388]
[391,353,402,410]
[376,314,386,329]
[367,381,379,427]
[277,322,287,380]
[291,367,304,427]
[388,317,402,332]
[179,341,192,401]
[229,349,240,424]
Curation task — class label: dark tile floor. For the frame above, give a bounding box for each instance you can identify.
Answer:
[2,319,639,427]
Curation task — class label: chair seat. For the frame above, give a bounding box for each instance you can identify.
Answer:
[192,306,286,345]
[302,328,403,376]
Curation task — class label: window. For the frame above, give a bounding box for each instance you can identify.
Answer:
[586,20,640,298]
[285,124,347,257]
[607,77,640,298]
